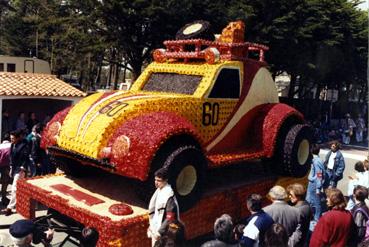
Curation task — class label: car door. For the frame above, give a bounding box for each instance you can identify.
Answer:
[202,66,241,153]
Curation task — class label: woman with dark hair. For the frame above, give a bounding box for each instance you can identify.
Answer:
[263,223,288,247]
[310,188,356,247]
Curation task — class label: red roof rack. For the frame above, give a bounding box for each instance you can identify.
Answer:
[153,39,269,64]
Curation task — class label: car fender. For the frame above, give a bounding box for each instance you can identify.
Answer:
[41,106,72,149]
[259,103,304,157]
[106,111,202,181]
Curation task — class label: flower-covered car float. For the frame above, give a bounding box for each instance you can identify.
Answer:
[41,20,312,212]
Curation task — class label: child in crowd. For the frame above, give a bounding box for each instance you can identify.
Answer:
[347,161,369,210]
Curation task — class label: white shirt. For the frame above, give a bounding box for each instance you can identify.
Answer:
[151,184,173,233]
[327,152,337,170]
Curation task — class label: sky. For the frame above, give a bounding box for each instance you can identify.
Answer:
[358,1,368,10]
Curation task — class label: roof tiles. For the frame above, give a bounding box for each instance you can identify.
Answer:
[0,72,85,97]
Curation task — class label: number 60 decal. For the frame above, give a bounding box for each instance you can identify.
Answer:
[202,102,219,126]
[99,101,128,117]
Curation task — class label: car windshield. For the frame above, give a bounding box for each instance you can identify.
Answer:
[142,73,202,95]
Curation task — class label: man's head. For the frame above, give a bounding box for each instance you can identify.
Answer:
[246,194,262,213]
[29,112,36,120]
[268,185,287,201]
[330,141,340,152]
[311,144,320,155]
[154,168,169,189]
[286,183,306,204]
[353,185,369,203]
[354,161,365,173]
[10,129,23,144]
[9,220,35,246]
[18,112,25,120]
[214,214,234,243]
[32,124,43,134]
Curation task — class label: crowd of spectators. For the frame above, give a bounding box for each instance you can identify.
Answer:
[146,141,369,247]
[310,113,367,145]
[0,111,53,216]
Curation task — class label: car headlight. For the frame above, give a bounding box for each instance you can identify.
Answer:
[47,121,61,146]
[111,135,130,160]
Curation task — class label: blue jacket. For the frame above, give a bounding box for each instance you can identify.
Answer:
[308,155,325,193]
[240,210,274,247]
[324,150,345,182]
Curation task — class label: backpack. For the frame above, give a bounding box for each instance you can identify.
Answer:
[353,207,369,242]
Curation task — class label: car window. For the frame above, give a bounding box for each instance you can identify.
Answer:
[142,73,202,95]
[208,68,240,99]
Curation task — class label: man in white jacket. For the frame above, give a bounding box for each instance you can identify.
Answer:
[147,168,180,246]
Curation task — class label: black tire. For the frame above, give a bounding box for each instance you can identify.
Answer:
[163,145,206,212]
[275,124,313,177]
[139,144,206,212]
[175,20,214,40]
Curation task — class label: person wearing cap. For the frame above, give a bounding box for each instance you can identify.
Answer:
[263,185,302,246]
[147,167,180,246]
[1,129,30,216]
[9,219,53,247]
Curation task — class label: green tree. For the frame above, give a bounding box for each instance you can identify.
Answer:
[244,0,367,100]
[96,0,252,80]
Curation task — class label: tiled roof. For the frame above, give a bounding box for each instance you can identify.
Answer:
[0,72,86,97]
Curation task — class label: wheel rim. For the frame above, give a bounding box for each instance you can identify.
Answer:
[297,139,310,165]
[176,165,197,196]
[183,23,203,35]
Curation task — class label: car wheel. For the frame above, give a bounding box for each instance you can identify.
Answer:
[275,124,312,177]
[139,145,206,212]
[163,145,207,212]
[175,20,214,40]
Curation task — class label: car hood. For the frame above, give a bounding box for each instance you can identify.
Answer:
[57,91,185,158]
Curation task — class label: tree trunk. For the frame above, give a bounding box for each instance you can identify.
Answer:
[131,60,143,82]
[315,84,323,100]
[113,64,120,90]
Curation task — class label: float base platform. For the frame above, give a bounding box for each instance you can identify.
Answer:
[17,167,306,246]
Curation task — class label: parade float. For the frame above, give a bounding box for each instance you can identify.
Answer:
[17,20,312,246]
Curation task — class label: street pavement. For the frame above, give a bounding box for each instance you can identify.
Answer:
[0,144,367,246]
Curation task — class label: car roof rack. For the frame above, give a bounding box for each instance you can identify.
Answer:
[153,39,269,64]
[153,20,269,64]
